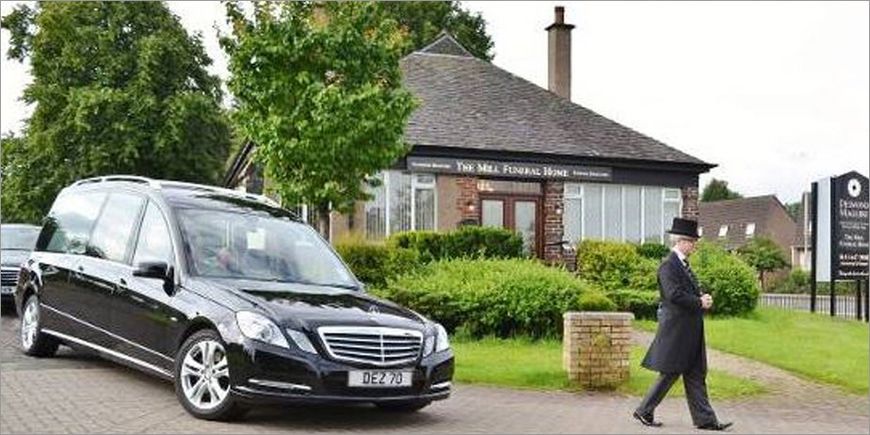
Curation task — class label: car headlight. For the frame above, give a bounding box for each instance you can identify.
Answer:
[423,335,435,357]
[235,311,289,348]
[435,323,450,352]
[285,328,317,354]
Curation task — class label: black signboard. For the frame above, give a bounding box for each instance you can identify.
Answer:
[832,171,869,279]
[406,156,612,182]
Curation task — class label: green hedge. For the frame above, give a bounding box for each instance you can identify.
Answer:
[608,289,659,320]
[388,226,524,262]
[334,241,421,288]
[691,241,760,316]
[636,243,669,260]
[575,240,659,292]
[373,258,607,339]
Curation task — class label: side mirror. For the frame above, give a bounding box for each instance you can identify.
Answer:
[133,261,175,295]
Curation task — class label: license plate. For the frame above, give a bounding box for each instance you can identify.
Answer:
[348,370,412,388]
[0,286,13,295]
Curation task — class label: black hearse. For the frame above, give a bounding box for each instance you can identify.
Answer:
[15,176,453,420]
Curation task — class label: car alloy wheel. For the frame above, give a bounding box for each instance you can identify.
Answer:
[180,339,231,411]
[20,297,39,351]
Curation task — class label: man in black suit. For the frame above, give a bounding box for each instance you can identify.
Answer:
[632,218,732,431]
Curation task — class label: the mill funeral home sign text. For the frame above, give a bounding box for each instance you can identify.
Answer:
[406,156,612,181]
[815,171,870,281]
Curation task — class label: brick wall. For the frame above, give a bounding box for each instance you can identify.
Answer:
[681,185,699,219]
[456,176,480,223]
[563,312,633,389]
[543,181,564,264]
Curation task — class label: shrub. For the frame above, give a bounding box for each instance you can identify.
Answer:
[769,269,809,293]
[607,289,660,320]
[691,241,760,316]
[576,240,659,292]
[578,292,617,312]
[373,258,605,338]
[334,240,421,288]
[636,242,669,260]
[388,226,524,262]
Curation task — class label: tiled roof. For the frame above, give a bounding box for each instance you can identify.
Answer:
[698,195,796,251]
[400,34,713,168]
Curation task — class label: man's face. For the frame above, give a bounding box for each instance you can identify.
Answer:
[678,238,698,256]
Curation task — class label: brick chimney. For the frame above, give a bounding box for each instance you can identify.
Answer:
[546,6,575,100]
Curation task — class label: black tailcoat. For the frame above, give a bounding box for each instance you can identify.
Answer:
[641,251,707,374]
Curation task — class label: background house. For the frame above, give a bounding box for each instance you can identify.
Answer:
[698,195,797,257]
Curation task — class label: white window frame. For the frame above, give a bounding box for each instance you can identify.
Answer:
[745,222,756,238]
[564,183,683,244]
[367,171,436,239]
[719,224,729,238]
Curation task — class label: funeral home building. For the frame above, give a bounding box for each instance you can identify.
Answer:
[225,6,716,264]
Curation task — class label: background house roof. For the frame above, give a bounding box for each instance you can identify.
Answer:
[698,195,797,251]
[401,34,713,170]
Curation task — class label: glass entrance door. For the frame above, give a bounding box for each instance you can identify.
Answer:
[479,195,541,257]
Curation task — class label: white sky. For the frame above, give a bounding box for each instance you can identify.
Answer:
[2,1,868,203]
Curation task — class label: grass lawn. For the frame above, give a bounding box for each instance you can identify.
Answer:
[636,307,869,395]
[451,337,764,399]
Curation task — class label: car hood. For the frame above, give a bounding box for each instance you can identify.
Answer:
[201,278,429,332]
[0,250,30,268]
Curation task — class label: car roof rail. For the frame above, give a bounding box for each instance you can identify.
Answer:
[156,180,281,208]
[70,175,279,208]
[72,175,160,188]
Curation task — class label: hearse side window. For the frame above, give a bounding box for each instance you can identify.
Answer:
[133,201,175,267]
[87,193,145,263]
[37,191,107,254]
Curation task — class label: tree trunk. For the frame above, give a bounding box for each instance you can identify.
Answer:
[316,206,331,242]
[759,270,765,291]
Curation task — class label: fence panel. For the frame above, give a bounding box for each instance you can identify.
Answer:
[759,293,860,319]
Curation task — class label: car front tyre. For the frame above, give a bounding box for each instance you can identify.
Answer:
[375,400,432,413]
[175,329,248,421]
[19,295,59,357]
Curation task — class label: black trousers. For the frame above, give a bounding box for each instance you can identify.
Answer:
[635,363,718,426]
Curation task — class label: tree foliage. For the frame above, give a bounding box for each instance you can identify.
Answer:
[701,178,743,202]
[378,1,493,60]
[1,2,231,223]
[221,2,418,237]
[738,237,790,289]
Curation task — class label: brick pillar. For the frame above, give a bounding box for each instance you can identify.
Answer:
[543,181,564,264]
[563,312,633,389]
[681,185,699,219]
[456,176,480,224]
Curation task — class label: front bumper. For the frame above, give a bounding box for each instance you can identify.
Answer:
[225,340,454,405]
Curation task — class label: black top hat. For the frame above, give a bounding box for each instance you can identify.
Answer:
[667,217,700,239]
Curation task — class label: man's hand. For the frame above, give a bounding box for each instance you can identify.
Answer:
[700,294,713,310]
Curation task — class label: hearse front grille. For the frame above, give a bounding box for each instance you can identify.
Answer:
[0,269,18,287]
[317,326,423,367]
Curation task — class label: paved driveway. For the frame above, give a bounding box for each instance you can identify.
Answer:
[1,313,867,434]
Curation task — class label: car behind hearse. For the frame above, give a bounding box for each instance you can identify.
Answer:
[2,223,41,312]
[14,176,453,420]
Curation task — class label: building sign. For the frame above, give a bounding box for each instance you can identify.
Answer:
[406,156,612,182]
[832,172,869,279]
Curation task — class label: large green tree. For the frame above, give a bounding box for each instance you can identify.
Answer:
[701,178,743,202]
[1,2,231,223]
[221,2,418,238]
[379,1,493,60]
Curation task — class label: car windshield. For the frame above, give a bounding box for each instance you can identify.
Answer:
[1,226,40,250]
[176,209,357,289]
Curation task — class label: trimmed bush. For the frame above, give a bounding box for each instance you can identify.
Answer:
[388,226,524,262]
[636,242,669,260]
[373,258,607,338]
[576,240,659,292]
[334,241,421,288]
[690,241,760,316]
[608,289,660,320]
[578,292,617,312]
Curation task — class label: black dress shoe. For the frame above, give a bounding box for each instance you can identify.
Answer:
[632,411,663,427]
[697,421,733,431]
